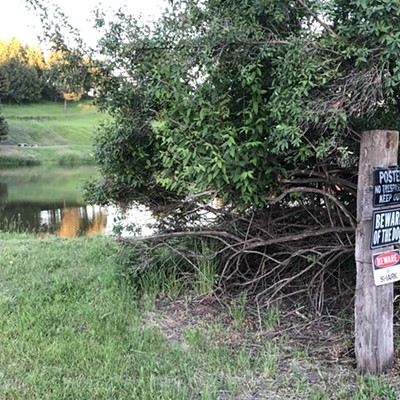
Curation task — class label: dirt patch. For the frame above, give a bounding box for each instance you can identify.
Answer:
[144,296,351,361]
[140,295,400,398]
[148,295,400,369]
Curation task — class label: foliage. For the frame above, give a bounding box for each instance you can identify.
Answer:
[22,0,400,310]
[0,38,45,103]
[0,38,93,104]
[0,37,28,63]
[0,64,10,98]
[86,1,308,208]
[115,237,221,299]
[0,114,8,140]
[67,0,400,210]
[0,58,42,103]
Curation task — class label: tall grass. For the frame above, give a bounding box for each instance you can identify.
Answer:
[0,154,40,166]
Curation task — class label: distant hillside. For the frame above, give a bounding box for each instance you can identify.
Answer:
[0,100,106,165]
[1,100,103,146]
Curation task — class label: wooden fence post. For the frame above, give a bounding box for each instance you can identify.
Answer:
[355,130,398,373]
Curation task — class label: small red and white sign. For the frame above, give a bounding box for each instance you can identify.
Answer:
[372,249,400,286]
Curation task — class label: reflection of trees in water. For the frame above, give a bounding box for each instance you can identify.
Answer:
[86,211,107,237]
[0,202,108,235]
[0,182,8,212]
[58,208,80,238]
[1,205,108,237]
[58,207,107,238]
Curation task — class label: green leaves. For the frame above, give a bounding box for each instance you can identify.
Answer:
[0,114,8,141]
[57,0,400,210]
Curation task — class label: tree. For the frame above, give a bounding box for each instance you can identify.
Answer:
[0,38,47,103]
[0,37,24,63]
[41,48,92,109]
[0,114,8,141]
[0,64,10,100]
[25,0,400,312]
[82,1,398,208]
[0,58,42,103]
[87,1,400,321]
[22,44,45,70]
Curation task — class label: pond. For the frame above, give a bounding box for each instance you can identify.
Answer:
[0,165,155,237]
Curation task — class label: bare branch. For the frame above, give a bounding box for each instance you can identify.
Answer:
[295,0,339,39]
[267,186,356,229]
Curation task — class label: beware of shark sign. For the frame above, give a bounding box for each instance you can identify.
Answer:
[372,250,400,286]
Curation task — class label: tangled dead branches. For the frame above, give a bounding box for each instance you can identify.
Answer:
[120,165,357,317]
[306,61,386,139]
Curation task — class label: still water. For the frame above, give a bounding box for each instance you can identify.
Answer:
[0,165,155,237]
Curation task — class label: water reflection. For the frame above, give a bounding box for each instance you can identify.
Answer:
[0,166,154,237]
[39,206,107,237]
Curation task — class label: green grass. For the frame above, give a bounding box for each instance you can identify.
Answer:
[0,145,94,166]
[0,100,105,165]
[0,233,399,399]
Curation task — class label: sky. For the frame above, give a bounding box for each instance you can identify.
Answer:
[0,0,167,47]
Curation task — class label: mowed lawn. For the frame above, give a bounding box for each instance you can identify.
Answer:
[2,100,102,146]
[0,234,276,399]
[0,100,105,164]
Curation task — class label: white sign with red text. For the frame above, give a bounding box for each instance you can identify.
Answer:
[372,250,400,286]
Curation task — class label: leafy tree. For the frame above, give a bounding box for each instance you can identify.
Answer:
[83,0,400,208]
[24,0,400,308]
[22,44,45,70]
[0,38,47,103]
[0,37,45,69]
[84,1,308,207]
[0,114,8,141]
[0,37,24,63]
[0,58,42,103]
[41,48,92,109]
[0,37,89,106]
[41,67,63,102]
[0,64,10,100]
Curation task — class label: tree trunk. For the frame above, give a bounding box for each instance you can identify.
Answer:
[355,130,398,374]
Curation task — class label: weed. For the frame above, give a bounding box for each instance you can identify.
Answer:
[0,215,31,233]
[193,239,219,295]
[115,243,185,301]
[185,328,206,349]
[291,343,311,361]
[262,303,281,329]
[310,388,330,400]
[260,341,280,378]
[0,155,40,166]
[228,291,247,325]
[58,154,94,166]
[351,374,399,400]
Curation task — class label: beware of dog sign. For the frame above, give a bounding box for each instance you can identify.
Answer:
[371,207,400,249]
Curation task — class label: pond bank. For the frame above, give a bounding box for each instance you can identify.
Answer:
[0,99,103,166]
[0,144,94,166]
[0,164,155,237]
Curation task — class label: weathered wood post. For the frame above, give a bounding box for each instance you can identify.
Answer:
[355,130,398,373]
